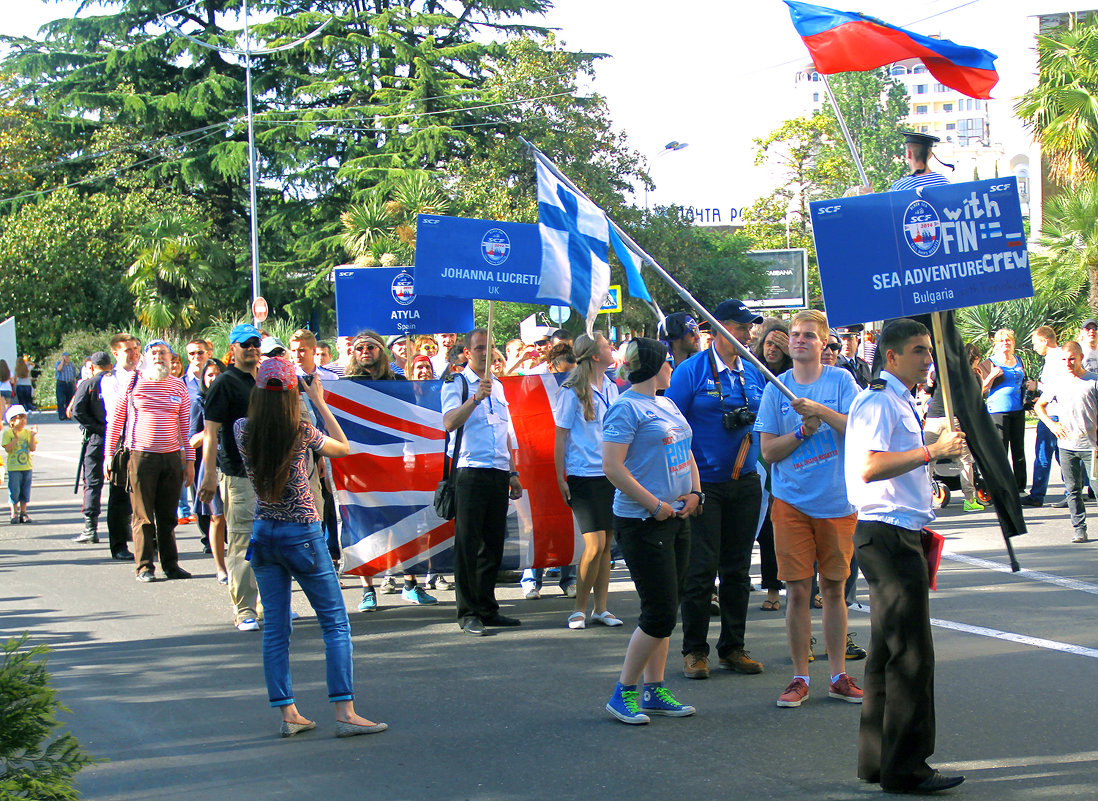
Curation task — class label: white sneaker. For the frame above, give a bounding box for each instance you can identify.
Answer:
[523,588,541,600]
[562,583,577,598]
[236,618,260,632]
[379,576,399,594]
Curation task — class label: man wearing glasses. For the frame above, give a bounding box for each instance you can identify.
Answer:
[198,324,263,631]
[183,339,209,400]
[346,331,405,381]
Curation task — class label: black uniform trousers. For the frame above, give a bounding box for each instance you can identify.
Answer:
[680,474,762,658]
[106,477,133,556]
[452,467,510,625]
[81,432,105,520]
[854,520,936,791]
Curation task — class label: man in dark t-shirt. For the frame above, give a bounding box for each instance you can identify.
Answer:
[198,324,261,631]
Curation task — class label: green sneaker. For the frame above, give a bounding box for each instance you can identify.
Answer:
[963,499,985,512]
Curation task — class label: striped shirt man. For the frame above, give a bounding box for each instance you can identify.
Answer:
[890,171,949,192]
[106,374,194,460]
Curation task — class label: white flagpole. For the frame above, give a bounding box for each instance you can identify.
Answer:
[521,137,796,402]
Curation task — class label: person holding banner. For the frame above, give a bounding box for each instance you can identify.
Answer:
[891,132,951,192]
[442,328,523,636]
[553,333,621,630]
[665,299,767,680]
[602,337,701,724]
[845,318,966,794]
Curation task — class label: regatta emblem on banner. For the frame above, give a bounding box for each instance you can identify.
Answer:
[903,200,942,258]
[391,270,415,305]
[481,228,511,266]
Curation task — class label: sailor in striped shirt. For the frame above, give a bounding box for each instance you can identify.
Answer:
[105,340,195,582]
[890,131,951,192]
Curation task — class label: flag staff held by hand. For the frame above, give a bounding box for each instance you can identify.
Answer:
[520,137,797,403]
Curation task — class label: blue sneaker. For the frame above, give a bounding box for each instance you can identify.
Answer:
[357,588,378,612]
[605,683,650,725]
[641,683,696,716]
[401,585,438,605]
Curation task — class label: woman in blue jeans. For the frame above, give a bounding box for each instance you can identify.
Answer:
[234,356,387,739]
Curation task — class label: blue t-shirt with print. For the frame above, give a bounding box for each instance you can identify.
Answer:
[754,366,859,519]
[602,390,693,519]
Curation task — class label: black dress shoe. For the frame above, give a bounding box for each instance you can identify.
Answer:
[112,550,134,561]
[1020,496,1043,507]
[482,613,521,627]
[461,618,487,636]
[884,771,965,794]
[164,567,193,580]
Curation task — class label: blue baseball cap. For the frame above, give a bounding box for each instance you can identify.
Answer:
[229,323,263,344]
[714,299,763,325]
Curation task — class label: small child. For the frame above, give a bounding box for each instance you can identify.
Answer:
[2,404,37,524]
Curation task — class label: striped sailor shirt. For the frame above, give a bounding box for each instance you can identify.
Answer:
[106,374,194,460]
[890,171,950,192]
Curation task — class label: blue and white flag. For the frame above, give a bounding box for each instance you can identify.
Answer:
[535,157,612,333]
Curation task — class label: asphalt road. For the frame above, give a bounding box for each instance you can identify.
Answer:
[2,416,1097,801]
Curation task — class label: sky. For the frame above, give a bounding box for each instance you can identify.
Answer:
[6,0,1097,212]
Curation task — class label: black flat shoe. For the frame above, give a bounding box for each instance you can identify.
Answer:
[112,550,134,561]
[482,613,521,627]
[884,771,965,794]
[461,618,487,636]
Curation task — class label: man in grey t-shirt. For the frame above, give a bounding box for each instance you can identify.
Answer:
[1035,341,1098,543]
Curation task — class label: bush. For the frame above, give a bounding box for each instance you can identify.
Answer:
[0,634,95,800]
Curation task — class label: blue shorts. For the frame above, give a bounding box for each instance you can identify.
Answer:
[8,470,31,505]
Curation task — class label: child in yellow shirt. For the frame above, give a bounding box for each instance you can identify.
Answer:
[2,404,37,523]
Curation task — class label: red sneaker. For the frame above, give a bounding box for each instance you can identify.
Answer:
[828,674,864,703]
[777,678,809,708]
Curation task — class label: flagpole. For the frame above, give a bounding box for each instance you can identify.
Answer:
[486,300,495,373]
[820,74,871,191]
[520,137,797,403]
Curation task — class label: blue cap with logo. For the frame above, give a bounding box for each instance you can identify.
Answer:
[714,299,763,325]
[229,323,263,344]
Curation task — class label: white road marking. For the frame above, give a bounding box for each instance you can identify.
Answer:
[942,551,1098,596]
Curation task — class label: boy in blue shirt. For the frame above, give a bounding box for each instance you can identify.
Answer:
[754,310,862,708]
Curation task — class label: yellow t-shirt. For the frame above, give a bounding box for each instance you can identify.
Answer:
[2,428,33,471]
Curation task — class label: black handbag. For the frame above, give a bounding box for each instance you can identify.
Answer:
[109,371,140,489]
[433,377,468,520]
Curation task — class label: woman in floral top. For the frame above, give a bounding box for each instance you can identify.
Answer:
[234,356,387,739]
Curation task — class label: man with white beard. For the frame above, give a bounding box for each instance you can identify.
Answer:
[105,340,195,582]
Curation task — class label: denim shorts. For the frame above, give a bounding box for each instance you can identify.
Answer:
[8,470,31,505]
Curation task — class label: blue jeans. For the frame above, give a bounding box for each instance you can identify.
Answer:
[248,519,354,708]
[521,565,576,591]
[8,470,31,505]
[1029,417,1062,501]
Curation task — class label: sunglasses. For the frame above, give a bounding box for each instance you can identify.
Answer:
[825,343,841,352]
[535,339,550,347]
[354,344,380,353]
[237,338,262,349]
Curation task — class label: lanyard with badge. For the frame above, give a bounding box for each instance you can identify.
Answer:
[707,347,754,479]
[469,373,501,425]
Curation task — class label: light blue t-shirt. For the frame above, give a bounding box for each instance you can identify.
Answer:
[754,366,859,519]
[553,376,619,477]
[602,390,693,519]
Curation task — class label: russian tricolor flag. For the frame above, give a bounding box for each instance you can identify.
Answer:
[785,1,998,99]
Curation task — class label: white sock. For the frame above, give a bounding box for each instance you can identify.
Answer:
[794,675,810,685]
[831,672,846,683]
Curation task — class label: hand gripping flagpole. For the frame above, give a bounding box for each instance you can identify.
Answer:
[520,138,797,403]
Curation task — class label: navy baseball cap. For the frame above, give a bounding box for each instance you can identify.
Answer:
[714,299,763,325]
[229,323,262,344]
[658,312,700,342]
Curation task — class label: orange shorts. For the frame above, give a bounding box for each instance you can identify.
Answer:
[771,497,856,582]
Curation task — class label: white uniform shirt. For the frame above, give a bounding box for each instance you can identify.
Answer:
[1039,346,1067,417]
[440,366,511,470]
[845,370,933,531]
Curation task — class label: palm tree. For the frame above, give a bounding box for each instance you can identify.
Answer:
[1015,17,1098,185]
[1035,177,1098,313]
[127,213,229,331]
[340,172,452,267]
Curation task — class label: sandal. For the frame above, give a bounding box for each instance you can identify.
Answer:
[567,611,586,630]
[812,594,823,609]
[216,572,229,585]
[590,610,623,627]
[760,599,781,611]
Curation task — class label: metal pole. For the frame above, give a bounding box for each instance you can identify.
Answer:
[243,0,261,304]
[520,138,797,402]
[820,74,871,190]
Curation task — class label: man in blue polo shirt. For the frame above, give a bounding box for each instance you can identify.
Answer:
[666,298,767,679]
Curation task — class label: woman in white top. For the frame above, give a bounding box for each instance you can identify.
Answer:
[554,334,622,630]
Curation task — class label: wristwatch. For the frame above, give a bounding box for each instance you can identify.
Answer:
[690,490,706,505]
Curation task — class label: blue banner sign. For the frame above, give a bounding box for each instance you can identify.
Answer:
[810,177,1031,326]
[415,214,565,304]
[334,266,474,337]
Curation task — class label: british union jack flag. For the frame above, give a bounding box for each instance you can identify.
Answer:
[325,374,582,577]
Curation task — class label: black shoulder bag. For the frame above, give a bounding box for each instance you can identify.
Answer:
[109,371,140,489]
[433,376,469,520]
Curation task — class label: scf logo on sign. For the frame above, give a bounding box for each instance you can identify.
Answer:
[391,270,415,306]
[903,200,941,258]
[481,228,510,266]
[816,205,842,216]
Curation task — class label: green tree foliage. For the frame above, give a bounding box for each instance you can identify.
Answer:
[339,171,451,268]
[1031,177,1098,314]
[1016,13,1098,186]
[0,635,95,800]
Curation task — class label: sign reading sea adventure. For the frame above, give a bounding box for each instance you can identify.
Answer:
[598,285,622,314]
[415,214,567,305]
[810,177,1031,326]
[334,266,474,337]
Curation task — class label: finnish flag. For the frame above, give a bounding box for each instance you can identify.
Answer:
[536,159,611,333]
